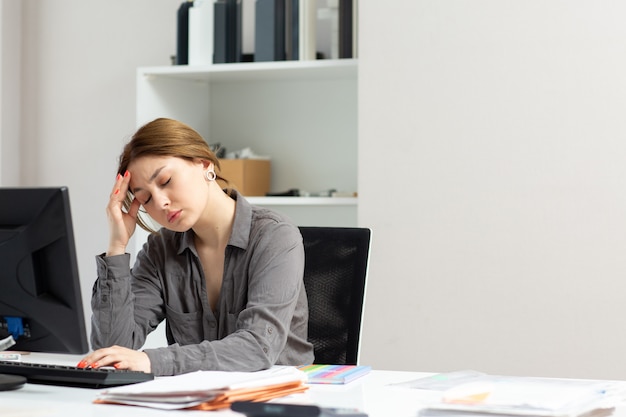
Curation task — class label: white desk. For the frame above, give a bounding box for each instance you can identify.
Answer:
[8,353,625,417]
[0,353,433,417]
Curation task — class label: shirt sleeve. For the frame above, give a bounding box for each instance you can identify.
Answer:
[143,221,307,375]
[90,247,165,350]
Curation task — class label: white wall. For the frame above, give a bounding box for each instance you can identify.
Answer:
[359,1,626,380]
[18,0,177,332]
[0,0,21,185]
[9,0,626,381]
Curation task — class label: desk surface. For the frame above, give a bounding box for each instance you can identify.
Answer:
[0,353,431,417]
[4,353,622,417]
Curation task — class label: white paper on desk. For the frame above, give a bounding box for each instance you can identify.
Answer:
[102,366,304,395]
[97,366,306,409]
[419,375,626,417]
[101,398,211,410]
[391,370,487,391]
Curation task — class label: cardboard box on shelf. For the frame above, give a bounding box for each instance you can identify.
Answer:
[217,159,271,196]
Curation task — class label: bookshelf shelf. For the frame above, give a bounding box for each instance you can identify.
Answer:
[140,59,357,83]
[247,196,358,206]
[136,59,358,227]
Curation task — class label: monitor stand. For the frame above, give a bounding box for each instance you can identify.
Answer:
[0,374,26,391]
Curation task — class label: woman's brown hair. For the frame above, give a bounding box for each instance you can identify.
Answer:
[119,118,229,233]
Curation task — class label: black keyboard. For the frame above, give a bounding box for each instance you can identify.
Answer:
[0,360,154,389]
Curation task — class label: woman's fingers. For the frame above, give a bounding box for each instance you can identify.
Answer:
[106,171,136,256]
[127,194,141,219]
[110,171,130,199]
[77,346,151,373]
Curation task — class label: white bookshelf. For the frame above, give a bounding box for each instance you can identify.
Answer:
[247,196,357,206]
[136,59,358,227]
[139,59,357,82]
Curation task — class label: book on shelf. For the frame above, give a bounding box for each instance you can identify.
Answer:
[213,0,242,63]
[188,0,358,64]
[213,0,229,63]
[175,0,194,65]
[255,0,286,62]
[338,0,353,59]
[298,0,317,60]
[188,0,214,65]
[314,0,357,60]
[285,0,300,60]
[298,364,371,385]
[288,0,360,61]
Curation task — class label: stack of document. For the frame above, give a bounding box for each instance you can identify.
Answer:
[95,366,307,411]
[410,371,626,417]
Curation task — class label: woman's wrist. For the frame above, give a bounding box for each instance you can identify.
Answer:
[106,244,127,257]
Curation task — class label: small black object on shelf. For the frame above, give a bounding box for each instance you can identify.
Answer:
[266,189,300,197]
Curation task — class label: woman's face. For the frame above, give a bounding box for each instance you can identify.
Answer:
[128,155,210,232]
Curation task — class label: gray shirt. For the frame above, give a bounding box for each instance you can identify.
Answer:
[91,192,314,375]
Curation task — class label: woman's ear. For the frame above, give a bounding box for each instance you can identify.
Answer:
[195,158,212,171]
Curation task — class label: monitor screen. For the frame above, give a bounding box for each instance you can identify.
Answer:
[0,187,88,354]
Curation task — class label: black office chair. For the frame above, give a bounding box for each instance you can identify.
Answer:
[299,227,371,365]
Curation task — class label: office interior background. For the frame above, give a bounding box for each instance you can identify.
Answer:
[2,1,626,380]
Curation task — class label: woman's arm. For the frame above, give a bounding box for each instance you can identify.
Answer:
[90,241,165,350]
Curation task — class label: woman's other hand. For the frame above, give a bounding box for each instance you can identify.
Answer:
[106,171,141,256]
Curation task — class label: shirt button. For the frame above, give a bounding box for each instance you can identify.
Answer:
[267,327,273,334]
[263,347,268,354]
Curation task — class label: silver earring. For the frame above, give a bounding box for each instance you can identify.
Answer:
[205,169,216,181]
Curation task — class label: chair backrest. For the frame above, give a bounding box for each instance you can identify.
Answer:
[299,226,371,365]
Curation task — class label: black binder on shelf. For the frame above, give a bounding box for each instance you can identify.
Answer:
[213,1,227,63]
[339,0,353,58]
[255,0,286,62]
[176,0,194,65]
[214,0,242,63]
[235,0,243,61]
[285,0,299,60]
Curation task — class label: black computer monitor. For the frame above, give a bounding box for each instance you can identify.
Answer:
[0,187,88,354]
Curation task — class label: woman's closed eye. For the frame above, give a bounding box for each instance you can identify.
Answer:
[135,177,172,206]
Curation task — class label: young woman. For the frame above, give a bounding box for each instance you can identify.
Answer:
[78,118,314,375]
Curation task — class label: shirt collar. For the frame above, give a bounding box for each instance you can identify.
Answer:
[227,190,252,250]
[176,190,252,255]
